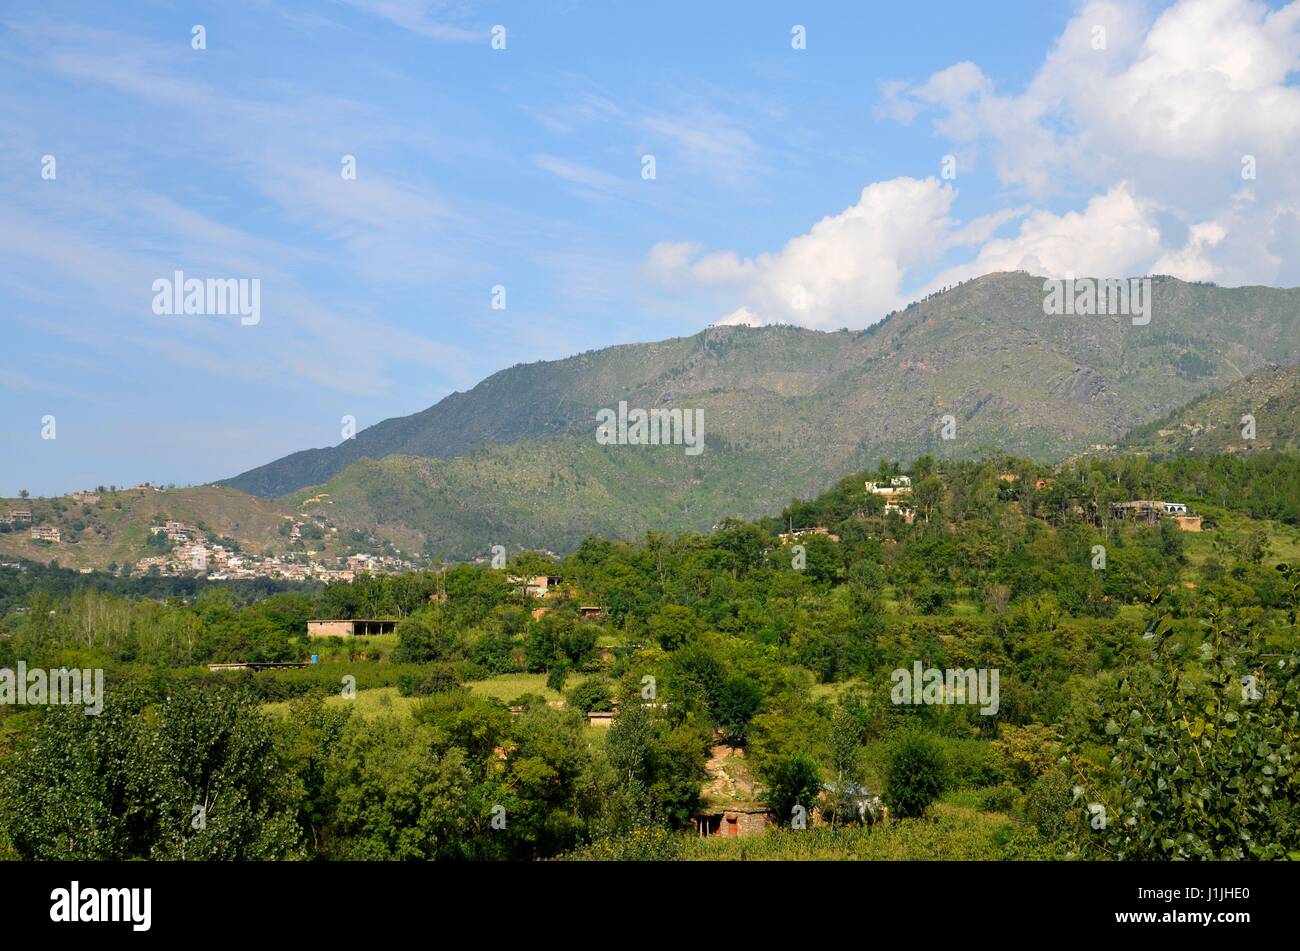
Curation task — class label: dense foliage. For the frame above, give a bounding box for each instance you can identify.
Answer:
[1,451,1297,860]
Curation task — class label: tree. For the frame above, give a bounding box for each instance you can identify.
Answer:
[18,489,28,499]
[669,641,725,718]
[765,754,821,828]
[1070,597,1300,859]
[885,731,948,818]
[324,716,484,860]
[649,604,704,651]
[1240,527,1270,565]
[146,685,303,859]
[546,661,570,693]
[566,677,614,714]
[823,706,867,826]
[603,705,706,831]
[0,685,302,860]
[394,610,458,663]
[911,475,946,524]
[1158,516,1184,561]
[716,675,763,744]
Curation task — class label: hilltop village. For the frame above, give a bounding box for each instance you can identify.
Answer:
[0,485,417,580]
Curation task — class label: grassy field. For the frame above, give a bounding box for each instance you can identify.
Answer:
[680,803,1023,860]
[464,672,562,702]
[308,634,399,662]
[264,673,565,720]
[567,802,1047,861]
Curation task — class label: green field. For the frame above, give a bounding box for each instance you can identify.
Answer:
[264,673,565,720]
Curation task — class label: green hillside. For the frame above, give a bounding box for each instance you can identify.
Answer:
[1119,363,1300,456]
[228,272,1300,502]
[263,273,1300,559]
[6,450,1297,863]
[286,435,787,560]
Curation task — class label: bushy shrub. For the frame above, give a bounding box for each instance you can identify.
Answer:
[885,731,948,818]
[565,826,684,861]
[396,663,461,697]
[1023,768,1074,842]
[979,782,1021,813]
[566,676,613,714]
[939,737,1005,788]
[764,754,822,827]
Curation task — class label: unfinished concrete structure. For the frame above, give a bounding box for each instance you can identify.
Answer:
[307,619,398,638]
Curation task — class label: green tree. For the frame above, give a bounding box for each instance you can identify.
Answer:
[885,731,948,818]
[765,754,822,828]
[566,677,614,714]
[648,604,704,651]
[1070,597,1300,859]
[716,675,763,744]
[823,706,867,826]
[546,661,570,693]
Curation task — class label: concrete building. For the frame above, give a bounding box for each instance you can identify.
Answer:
[865,476,912,498]
[516,575,561,598]
[307,619,398,638]
[778,526,841,544]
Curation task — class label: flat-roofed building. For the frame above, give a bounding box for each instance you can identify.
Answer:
[307,619,398,638]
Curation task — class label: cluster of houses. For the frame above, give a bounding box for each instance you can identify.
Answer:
[133,543,409,581]
[2,510,60,542]
[778,526,841,544]
[128,513,417,580]
[865,475,916,522]
[132,523,414,580]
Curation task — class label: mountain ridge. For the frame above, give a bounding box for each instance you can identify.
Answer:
[227,271,1300,500]
[214,271,1300,559]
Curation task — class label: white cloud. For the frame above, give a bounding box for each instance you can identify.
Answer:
[655,177,1015,329]
[639,110,762,185]
[663,0,1300,331]
[882,0,1300,283]
[927,183,1164,287]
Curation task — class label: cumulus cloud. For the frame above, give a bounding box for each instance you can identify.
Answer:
[653,177,1025,330]
[926,183,1164,288]
[663,0,1300,330]
[886,0,1300,284]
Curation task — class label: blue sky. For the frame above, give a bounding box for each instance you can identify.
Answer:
[3,0,1299,496]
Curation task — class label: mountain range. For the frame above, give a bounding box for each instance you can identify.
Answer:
[216,272,1299,559]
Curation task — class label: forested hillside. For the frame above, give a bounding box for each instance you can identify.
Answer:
[3,450,1297,861]
[225,273,1300,560]
[1120,363,1300,456]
